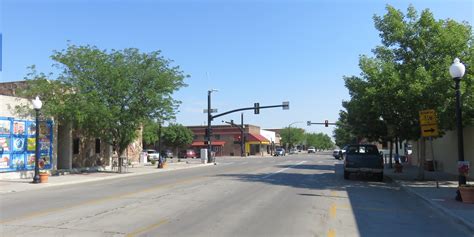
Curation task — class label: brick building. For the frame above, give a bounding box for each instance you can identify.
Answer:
[187,124,273,157]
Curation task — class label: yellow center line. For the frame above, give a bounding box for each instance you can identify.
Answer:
[328,197,337,237]
[126,219,169,237]
[329,203,337,219]
[328,228,336,237]
[0,165,258,225]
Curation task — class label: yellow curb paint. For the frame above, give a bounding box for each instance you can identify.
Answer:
[126,219,168,237]
[329,203,337,219]
[328,228,336,237]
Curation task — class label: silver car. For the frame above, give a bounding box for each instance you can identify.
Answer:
[274,148,286,156]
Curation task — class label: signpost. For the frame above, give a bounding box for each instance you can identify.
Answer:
[418,109,439,176]
[419,109,439,137]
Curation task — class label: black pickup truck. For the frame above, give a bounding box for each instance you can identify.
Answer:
[343,144,384,181]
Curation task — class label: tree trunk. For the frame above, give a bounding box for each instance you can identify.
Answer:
[418,138,425,180]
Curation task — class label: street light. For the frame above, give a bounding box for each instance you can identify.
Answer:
[32,96,42,184]
[207,89,218,163]
[288,121,303,150]
[449,58,466,200]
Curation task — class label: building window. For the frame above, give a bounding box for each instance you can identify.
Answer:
[73,138,80,154]
[95,138,101,154]
[214,135,221,140]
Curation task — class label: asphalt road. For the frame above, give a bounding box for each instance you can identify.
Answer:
[1,152,471,237]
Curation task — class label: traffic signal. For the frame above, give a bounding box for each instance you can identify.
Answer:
[325,120,329,127]
[205,128,212,137]
[254,103,260,114]
[307,121,311,126]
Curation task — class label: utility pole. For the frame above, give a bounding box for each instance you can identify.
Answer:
[241,113,245,157]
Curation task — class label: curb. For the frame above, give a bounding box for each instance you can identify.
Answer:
[387,176,474,233]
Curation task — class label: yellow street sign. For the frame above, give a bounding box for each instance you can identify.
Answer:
[419,109,438,125]
[421,124,439,137]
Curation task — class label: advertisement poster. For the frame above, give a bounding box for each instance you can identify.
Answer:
[0,118,53,172]
[26,153,35,168]
[0,137,10,152]
[11,154,25,170]
[28,122,36,136]
[13,121,25,135]
[13,137,26,152]
[0,154,10,169]
[39,122,49,138]
[0,120,11,135]
[39,138,50,153]
[27,138,36,152]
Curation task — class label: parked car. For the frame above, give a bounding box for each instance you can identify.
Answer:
[143,149,160,162]
[343,144,384,181]
[307,146,316,153]
[160,150,174,159]
[179,149,197,158]
[332,149,341,159]
[274,148,286,156]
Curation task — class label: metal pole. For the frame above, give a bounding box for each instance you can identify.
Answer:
[157,122,162,168]
[33,109,40,183]
[241,113,244,157]
[289,124,291,150]
[455,77,466,186]
[207,91,212,163]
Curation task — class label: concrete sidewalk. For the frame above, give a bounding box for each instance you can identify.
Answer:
[0,159,214,194]
[385,164,474,233]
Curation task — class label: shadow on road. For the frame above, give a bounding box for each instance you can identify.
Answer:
[215,163,459,236]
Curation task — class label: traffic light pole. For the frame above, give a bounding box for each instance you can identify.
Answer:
[222,113,246,157]
[307,121,336,127]
[207,102,289,161]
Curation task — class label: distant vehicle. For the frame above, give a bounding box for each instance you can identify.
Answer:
[179,149,197,159]
[143,149,160,162]
[160,150,174,159]
[343,144,384,181]
[332,149,341,159]
[307,146,316,153]
[340,145,348,159]
[274,148,286,156]
[289,148,298,154]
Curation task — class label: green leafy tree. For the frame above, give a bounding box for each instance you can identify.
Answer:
[162,123,193,153]
[142,119,161,147]
[20,45,188,166]
[305,132,334,150]
[343,5,473,144]
[333,110,358,147]
[279,127,305,148]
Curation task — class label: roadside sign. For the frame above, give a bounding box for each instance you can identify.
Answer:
[421,124,439,137]
[419,109,439,137]
[419,109,437,125]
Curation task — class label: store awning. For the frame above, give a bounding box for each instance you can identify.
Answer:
[247,133,270,144]
[191,141,226,146]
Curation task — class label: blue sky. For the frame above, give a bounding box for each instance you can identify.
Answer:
[1,0,472,138]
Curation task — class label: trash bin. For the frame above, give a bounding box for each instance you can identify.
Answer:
[200,149,208,164]
[425,160,434,171]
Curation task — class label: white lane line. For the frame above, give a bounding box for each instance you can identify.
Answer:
[262,161,307,179]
